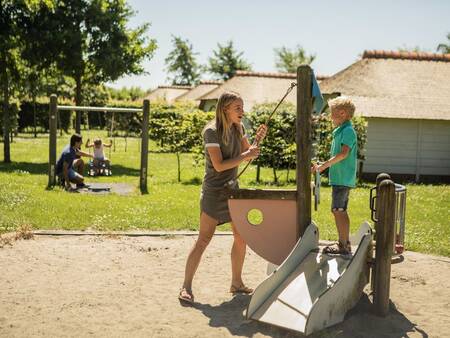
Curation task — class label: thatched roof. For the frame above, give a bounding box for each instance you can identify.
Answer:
[145,85,192,103]
[198,71,328,111]
[176,81,222,102]
[320,50,450,120]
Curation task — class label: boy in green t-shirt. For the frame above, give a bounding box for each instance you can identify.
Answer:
[313,97,357,255]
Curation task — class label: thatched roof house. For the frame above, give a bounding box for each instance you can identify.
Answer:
[320,50,450,181]
[198,71,328,112]
[145,85,192,103]
[176,81,222,103]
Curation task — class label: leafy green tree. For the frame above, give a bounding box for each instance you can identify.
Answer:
[43,0,157,133]
[165,36,201,85]
[274,45,315,73]
[397,45,427,53]
[437,33,450,53]
[208,41,252,80]
[0,0,31,162]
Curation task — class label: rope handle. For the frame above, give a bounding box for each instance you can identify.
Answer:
[233,82,297,182]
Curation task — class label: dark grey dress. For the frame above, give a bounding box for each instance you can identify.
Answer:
[200,122,244,225]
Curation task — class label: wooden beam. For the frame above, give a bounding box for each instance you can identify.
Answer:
[373,179,396,316]
[227,188,297,200]
[48,94,57,188]
[296,65,313,239]
[140,99,150,194]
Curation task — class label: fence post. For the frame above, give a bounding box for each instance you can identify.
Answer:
[48,94,58,188]
[373,178,396,316]
[296,65,313,239]
[140,99,149,194]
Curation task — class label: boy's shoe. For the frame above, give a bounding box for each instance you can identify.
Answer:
[323,241,352,256]
[76,183,89,189]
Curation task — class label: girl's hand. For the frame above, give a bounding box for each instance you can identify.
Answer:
[244,145,260,160]
[255,124,268,144]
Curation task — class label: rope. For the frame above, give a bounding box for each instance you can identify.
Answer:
[232,82,297,183]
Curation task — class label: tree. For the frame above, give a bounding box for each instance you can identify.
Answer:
[437,33,450,54]
[0,0,29,163]
[45,0,157,133]
[208,41,251,80]
[274,45,315,73]
[397,45,426,53]
[165,36,201,85]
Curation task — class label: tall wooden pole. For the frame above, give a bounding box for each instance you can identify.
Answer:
[48,94,58,188]
[373,179,396,316]
[140,99,149,194]
[296,65,313,239]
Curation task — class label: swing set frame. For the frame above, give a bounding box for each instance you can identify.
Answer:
[47,94,150,194]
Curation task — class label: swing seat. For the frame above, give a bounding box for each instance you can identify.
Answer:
[88,160,112,177]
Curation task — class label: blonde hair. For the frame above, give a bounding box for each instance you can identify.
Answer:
[204,91,243,145]
[94,138,102,146]
[328,96,355,118]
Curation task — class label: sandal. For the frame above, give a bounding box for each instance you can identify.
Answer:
[230,284,253,294]
[323,241,352,256]
[178,287,194,304]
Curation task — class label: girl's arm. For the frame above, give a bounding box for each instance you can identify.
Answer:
[85,139,93,148]
[207,146,259,172]
[104,139,113,148]
[241,124,268,152]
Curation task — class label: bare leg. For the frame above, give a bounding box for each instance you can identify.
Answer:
[230,222,247,288]
[332,210,350,244]
[182,212,217,293]
[71,159,85,185]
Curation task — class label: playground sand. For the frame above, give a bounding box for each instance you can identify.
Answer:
[0,234,449,338]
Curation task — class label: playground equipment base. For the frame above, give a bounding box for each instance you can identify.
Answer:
[246,222,372,336]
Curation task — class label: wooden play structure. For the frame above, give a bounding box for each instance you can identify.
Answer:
[47,95,150,194]
[227,66,402,335]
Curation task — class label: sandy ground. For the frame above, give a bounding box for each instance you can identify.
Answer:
[0,233,449,338]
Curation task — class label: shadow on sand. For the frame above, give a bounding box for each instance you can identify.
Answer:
[192,293,428,338]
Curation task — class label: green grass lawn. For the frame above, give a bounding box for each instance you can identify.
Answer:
[1,132,449,257]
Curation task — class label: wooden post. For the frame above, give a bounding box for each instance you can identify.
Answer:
[48,94,58,188]
[370,173,391,290]
[296,65,313,239]
[140,99,149,194]
[373,179,396,316]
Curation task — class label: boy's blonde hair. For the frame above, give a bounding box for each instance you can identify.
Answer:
[328,96,355,118]
[204,91,243,145]
[94,138,102,146]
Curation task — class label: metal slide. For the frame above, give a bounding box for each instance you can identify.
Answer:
[246,222,372,335]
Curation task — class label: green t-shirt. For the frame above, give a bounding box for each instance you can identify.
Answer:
[329,120,357,188]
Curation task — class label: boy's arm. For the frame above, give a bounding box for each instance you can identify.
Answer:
[316,145,350,173]
[104,140,113,148]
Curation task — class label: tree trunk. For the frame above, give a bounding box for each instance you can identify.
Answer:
[176,152,181,182]
[33,93,37,137]
[256,164,260,182]
[1,50,11,163]
[272,167,278,184]
[75,74,82,134]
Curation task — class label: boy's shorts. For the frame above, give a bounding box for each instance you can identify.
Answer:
[331,185,350,212]
[68,168,82,181]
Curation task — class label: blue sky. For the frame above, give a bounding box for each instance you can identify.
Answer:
[108,0,449,90]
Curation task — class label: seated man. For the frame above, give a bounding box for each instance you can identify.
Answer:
[56,133,93,191]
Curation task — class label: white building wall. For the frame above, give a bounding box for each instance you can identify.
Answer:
[363,118,450,178]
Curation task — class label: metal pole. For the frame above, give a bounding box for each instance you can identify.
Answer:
[140,99,149,194]
[48,94,58,188]
[296,65,313,239]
